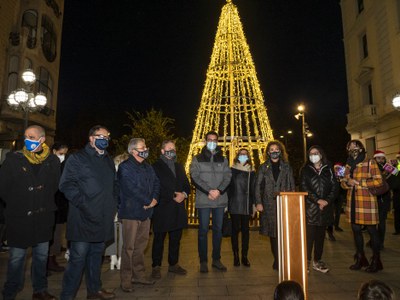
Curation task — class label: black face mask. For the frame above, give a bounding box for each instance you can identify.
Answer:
[137,149,149,159]
[164,150,176,159]
[270,151,280,160]
[348,149,361,159]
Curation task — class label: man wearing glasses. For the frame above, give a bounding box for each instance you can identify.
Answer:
[190,131,232,273]
[118,138,160,292]
[60,125,117,300]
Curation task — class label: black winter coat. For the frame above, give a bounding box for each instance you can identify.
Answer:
[228,165,255,215]
[152,158,190,232]
[300,164,338,226]
[255,159,295,237]
[60,144,117,243]
[0,151,60,247]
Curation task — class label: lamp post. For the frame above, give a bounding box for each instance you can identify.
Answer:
[295,104,312,163]
[6,69,47,129]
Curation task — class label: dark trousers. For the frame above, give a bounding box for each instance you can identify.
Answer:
[334,193,345,227]
[270,237,278,264]
[393,190,400,233]
[152,229,183,267]
[306,224,326,262]
[377,195,390,247]
[351,223,379,254]
[230,214,250,256]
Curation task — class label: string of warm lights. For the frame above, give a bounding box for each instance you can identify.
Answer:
[185,0,274,174]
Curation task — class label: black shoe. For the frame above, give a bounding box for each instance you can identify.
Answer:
[327,231,336,241]
[233,251,240,266]
[241,256,250,267]
[335,226,344,232]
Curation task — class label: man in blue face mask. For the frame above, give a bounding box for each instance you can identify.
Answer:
[59,125,117,300]
[0,125,60,300]
[190,131,232,273]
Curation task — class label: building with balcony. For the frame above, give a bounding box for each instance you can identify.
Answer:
[0,0,64,157]
[340,0,400,158]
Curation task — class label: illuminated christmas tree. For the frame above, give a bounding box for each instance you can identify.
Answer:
[185,0,274,173]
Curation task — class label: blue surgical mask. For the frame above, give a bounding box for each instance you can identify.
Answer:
[94,138,109,150]
[137,149,149,159]
[270,151,281,160]
[164,150,176,159]
[24,138,41,152]
[238,155,248,164]
[207,141,217,151]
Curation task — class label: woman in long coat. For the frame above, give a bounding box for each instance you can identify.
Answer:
[255,140,295,270]
[228,148,256,267]
[342,140,383,273]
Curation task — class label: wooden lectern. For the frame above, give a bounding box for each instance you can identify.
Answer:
[277,192,308,299]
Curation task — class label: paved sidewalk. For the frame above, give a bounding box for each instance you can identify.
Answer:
[0,218,399,299]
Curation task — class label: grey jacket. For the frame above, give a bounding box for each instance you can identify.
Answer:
[190,146,232,208]
[254,159,295,237]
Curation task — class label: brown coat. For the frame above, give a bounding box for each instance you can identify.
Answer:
[341,158,382,225]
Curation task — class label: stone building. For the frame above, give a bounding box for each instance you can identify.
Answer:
[0,0,64,158]
[340,0,400,158]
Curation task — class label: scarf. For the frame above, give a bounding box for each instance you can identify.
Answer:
[346,152,366,178]
[23,143,50,164]
[160,154,176,176]
[231,162,253,172]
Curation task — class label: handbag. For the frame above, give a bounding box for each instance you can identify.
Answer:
[367,160,390,196]
[222,212,232,237]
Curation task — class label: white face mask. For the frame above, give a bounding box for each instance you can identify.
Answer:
[57,154,65,163]
[309,154,321,164]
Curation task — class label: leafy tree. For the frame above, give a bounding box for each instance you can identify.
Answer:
[113,108,190,165]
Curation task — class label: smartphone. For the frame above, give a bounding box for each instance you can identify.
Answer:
[334,165,346,178]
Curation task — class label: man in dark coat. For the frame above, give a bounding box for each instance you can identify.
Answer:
[118,138,159,292]
[0,125,60,300]
[59,125,117,300]
[151,140,190,279]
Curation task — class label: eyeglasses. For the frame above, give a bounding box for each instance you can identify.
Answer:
[134,147,148,151]
[93,134,110,141]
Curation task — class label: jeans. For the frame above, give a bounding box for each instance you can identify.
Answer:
[60,241,105,300]
[2,242,49,300]
[197,207,224,262]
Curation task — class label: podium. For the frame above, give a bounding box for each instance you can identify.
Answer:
[277,192,308,299]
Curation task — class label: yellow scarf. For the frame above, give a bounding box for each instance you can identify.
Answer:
[23,143,51,164]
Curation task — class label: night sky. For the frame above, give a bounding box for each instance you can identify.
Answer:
[57,0,349,161]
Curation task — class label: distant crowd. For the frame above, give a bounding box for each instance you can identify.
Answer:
[0,124,399,299]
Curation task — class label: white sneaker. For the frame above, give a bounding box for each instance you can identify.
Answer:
[117,257,121,270]
[312,260,329,273]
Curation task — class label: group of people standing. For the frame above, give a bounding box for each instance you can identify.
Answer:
[0,124,399,300]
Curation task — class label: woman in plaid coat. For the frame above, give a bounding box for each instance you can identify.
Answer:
[341,140,383,273]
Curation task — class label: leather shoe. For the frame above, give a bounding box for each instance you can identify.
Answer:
[32,291,56,300]
[87,289,115,299]
[168,264,187,275]
[132,278,155,285]
[120,284,133,293]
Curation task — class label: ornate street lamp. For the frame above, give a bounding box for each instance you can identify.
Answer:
[295,104,312,163]
[6,69,47,129]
